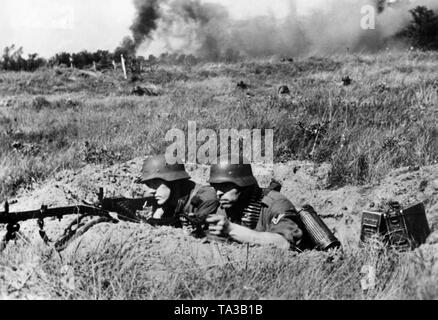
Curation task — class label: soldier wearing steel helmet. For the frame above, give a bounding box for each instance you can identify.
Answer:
[135,154,219,232]
[206,157,307,250]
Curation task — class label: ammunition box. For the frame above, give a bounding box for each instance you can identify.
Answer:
[384,210,411,251]
[360,203,431,251]
[360,211,385,243]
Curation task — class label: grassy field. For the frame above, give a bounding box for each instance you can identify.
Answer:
[1,224,437,300]
[1,50,438,300]
[1,49,437,201]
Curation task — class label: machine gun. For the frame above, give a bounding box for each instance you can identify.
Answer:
[0,188,153,251]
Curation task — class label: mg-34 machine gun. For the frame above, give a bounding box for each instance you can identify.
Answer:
[0,188,152,252]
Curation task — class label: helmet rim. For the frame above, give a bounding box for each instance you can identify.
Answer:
[208,160,257,188]
[137,155,190,183]
[140,170,190,182]
[208,175,258,187]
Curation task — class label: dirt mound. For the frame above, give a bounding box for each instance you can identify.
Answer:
[3,158,438,251]
[2,158,438,300]
[62,222,266,269]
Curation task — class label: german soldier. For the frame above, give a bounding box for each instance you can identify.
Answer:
[206,158,307,250]
[136,155,219,231]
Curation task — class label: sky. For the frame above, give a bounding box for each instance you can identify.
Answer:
[0,0,403,58]
[0,0,330,57]
[0,0,136,57]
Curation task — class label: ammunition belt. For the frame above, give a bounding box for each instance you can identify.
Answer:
[241,188,264,230]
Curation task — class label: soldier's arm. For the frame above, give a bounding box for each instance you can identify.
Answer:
[263,200,303,247]
[188,186,219,223]
[207,215,291,250]
[207,198,303,250]
[190,187,220,219]
[229,223,291,249]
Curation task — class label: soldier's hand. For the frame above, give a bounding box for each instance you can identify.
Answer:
[152,208,164,219]
[206,214,231,237]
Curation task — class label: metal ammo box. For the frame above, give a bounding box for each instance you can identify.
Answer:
[360,203,431,251]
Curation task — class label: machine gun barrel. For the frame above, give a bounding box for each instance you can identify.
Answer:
[0,186,153,225]
[0,188,152,251]
[0,205,114,224]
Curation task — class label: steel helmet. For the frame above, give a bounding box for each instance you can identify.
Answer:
[138,154,190,183]
[208,156,257,187]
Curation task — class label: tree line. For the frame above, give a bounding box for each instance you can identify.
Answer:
[0,45,46,72]
[1,5,438,72]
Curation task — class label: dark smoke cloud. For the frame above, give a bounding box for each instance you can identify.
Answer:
[129,0,438,59]
[130,0,161,48]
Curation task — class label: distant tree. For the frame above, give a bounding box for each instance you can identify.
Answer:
[147,54,157,64]
[72,51,97,69]
[400,6,438,50]
[49,50,114,70]
[92,50,113,69]
[26,53,46,71]
[50,52,71,67]
[129,55,145,76]
[1,45,22,70]
[168,53,179,64]
[136,55,146,65]
[0,45,45,71]
[1,46,12,70]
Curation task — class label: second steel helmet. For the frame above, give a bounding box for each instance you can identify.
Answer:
[208,157,257,187]
[138,154,190,183]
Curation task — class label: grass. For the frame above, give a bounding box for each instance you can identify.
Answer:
[0,49,437,300]
[0,226,437,300]
[1,50,438,200]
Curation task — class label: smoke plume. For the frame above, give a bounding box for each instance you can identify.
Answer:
[128,0,438,59]
[130,0,161,48]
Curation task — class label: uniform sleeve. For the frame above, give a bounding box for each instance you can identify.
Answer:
[264,199,303,247]
[190,186,220,220]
